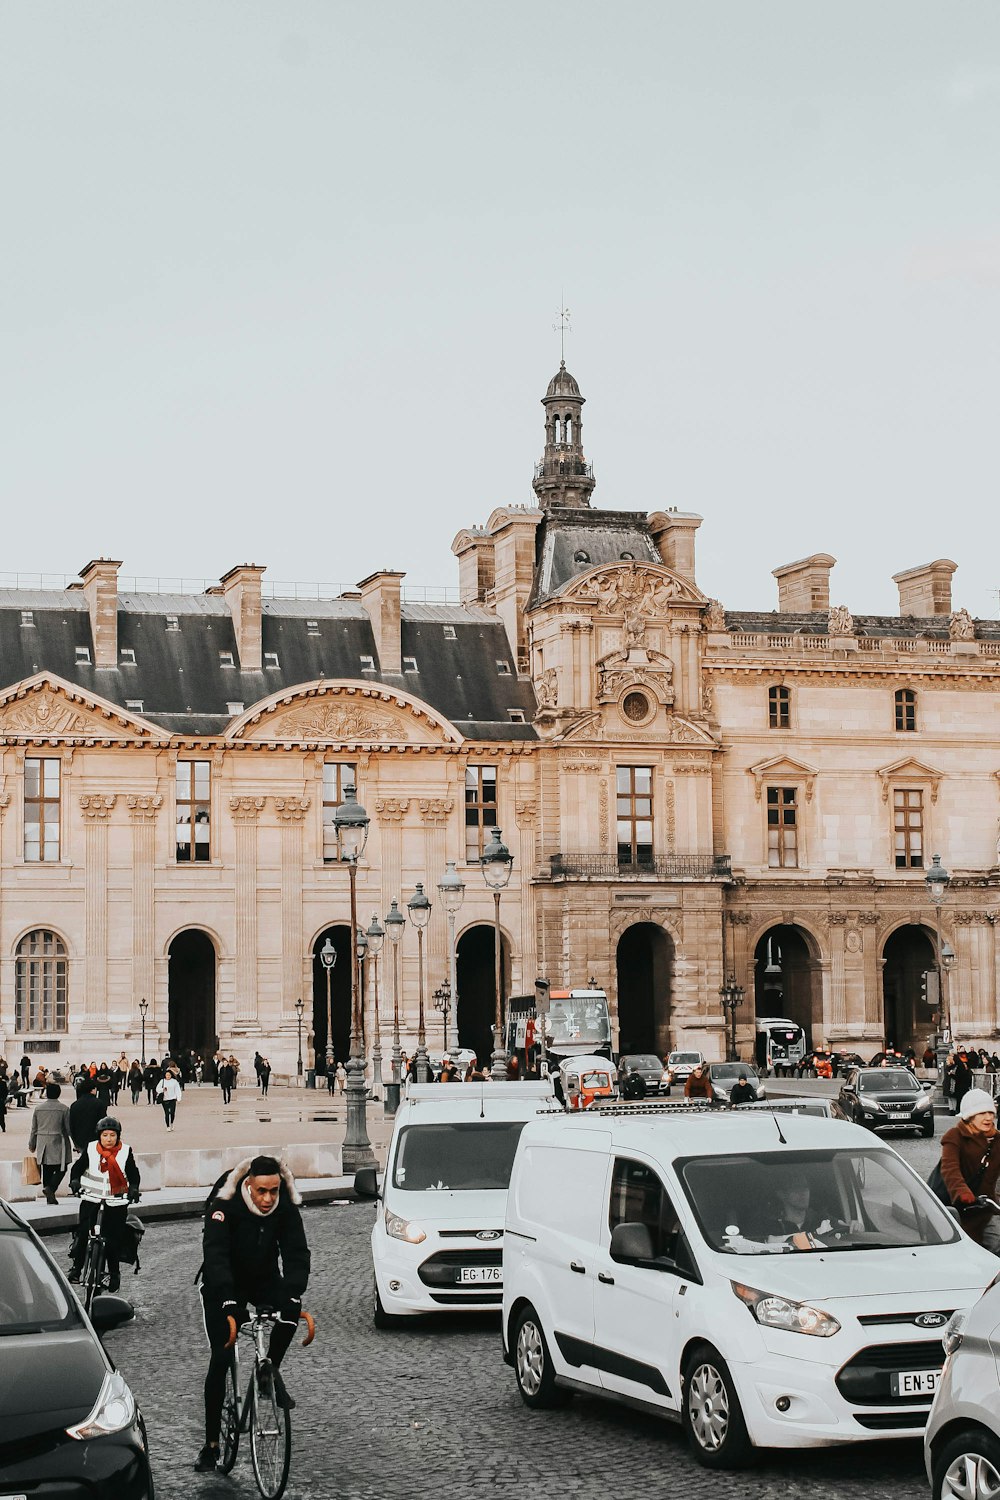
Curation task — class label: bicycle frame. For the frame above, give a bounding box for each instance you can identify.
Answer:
[219,1308,315,1500]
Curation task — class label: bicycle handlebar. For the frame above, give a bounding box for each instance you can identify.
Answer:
[300,1310,315,1346]
[958,1195,1000,1215]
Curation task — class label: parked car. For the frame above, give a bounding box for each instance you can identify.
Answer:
[665,1050,703,1087]
[838,1067,935,1137]
[0,1199,151,1499]
[502,1111,997,1467]
[706,1060,764,1102]
[561,1055,617,1110]
[925,1278,1000,1499]
[617,1054,671,1096]
[735,1096,851,1122]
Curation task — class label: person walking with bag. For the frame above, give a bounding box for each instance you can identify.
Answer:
[940,1089,1000,1252]
[28,1081,73,1205]
[155,1067,182,1130]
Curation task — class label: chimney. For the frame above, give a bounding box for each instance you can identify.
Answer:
[219,565,265,671]
[772,553,836,613]
[648,510,702,584]
[78,558,122,667]
[892,559,957,617]
[452,527,496,604]
[359,570,404,675]
[488,507,541,662]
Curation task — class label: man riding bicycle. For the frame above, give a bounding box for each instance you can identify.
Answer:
[196,1155,311,1474]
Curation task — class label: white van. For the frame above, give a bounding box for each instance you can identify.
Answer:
[501,1110,996,1467]
[370,1079,555,1326]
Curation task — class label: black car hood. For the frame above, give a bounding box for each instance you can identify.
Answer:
[860,1089,923,1105]
[0,1330,106,1446]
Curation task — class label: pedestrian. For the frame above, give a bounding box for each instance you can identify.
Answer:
[729,1071,757,1106]
[32,1064,49,1095]
[253,1050,264,1087]
[144,1057,159,1104]
[219,1058,236,1105]
[94,1061,113,1112]
[0,1069,7,1134]
[19,1054,31,1088]
[952,1052,974,1116]
[336,1061,347,1094]
[259,1057,271,1097]
[685,1062,715,1100]
[68,1117,141,1293]
[128,1060,143,1104]
[940,1090,1000,1252]
[69,1076,105,1175]
[109,1061,123,1106]
[507,1053,521,1080]
[28,1082,73,1205]
[155,1067,182,1130]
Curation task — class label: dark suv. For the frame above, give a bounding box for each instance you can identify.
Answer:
[838,1067,935,1136]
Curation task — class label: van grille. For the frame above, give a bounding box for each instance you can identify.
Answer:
[417,1248,503,1287]
[836,1341,942,1406]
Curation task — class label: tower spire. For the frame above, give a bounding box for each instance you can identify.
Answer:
[553,303,571,367]
[531,356,596,511]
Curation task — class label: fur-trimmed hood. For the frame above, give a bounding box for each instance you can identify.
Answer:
[215,1157,302,1206]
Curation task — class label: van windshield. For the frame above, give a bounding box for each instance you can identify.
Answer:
[392,1122,527,1192]
[676,1148,959,1255]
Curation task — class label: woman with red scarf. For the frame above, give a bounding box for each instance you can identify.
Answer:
[68,1115,141,1292]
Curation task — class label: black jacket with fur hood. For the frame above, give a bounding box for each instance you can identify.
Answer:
[202,1158,310,1304]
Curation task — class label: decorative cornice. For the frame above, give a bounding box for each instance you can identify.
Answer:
[79,793,116,820]
[273,796,310,822]
[229,795,265,822]
[126,793,162,822]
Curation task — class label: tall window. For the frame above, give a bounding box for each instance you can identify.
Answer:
[465,765,498,861]
[15,929,68,1032]
[893,788,924,869]
[176,760,211,862]
[894,688,917,732]
[24,757,60,862]
[322,761,357,862]
[608,1158,681,1261]
[767,786,798,868]
[768,685,790,729]
[616,766,654,868]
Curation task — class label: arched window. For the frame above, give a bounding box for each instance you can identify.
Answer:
[15,929,68,1033]
[553,416,561,444]
[564,414,573,443]
[768,684,790,729]
[894,688,917,733]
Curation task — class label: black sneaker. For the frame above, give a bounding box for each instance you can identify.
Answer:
[67,1268,81,1284]
[194,1445,219,1473]
[272,1370,296,1410]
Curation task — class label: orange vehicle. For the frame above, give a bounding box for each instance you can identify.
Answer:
[559,1055,616,1110]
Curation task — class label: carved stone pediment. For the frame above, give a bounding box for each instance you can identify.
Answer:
[230,681,464,747]
[876,756,944,804]
[566,712,716,746]
[596,643,674,706]
[0,675,165,743]
[748,754,819,803]
[561,562,706,612]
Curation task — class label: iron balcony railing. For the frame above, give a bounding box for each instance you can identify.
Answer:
[549,852,732,880]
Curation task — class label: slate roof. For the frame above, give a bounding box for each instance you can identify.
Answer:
[0,592,537,739]
[726,611,1000,641]
[529,507,662,607]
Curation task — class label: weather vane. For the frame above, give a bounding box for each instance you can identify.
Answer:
[552,304,572,365]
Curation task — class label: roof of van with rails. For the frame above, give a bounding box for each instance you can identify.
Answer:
[396,1080,555,1125]
[521,1108,873,1159]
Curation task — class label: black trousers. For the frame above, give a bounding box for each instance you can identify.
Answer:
[201,1286,296,1445]
[72,1200,127,1280]
[42,1163,65,1193]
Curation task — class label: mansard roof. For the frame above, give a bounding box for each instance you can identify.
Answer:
[725,609,1000,641]
[529,507,663,607]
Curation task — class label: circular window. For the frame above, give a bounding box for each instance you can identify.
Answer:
[620,550,634,560]
[621,691,651,723]
[573,549,591,564]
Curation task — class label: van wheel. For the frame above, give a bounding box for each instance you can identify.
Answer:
[682,1343,754,1469]
[373,1278,406,1330]
[512,1305,572,1409]
[933,1427,1000,1500]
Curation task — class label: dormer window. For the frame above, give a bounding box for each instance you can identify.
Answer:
[119,647,136,665]
[75,646,91,664]
[219,650,235,668]
[359,655,376,672]
[126,699,144,712]
[497,660,511,675]
[20,610,33,628]
[166,615,179,631]
[443,626,457,641]
[507,709,526,723]
[403,657,418,672]
[307,620,320,636]
[226,701,245,716]
[264,652,280,669]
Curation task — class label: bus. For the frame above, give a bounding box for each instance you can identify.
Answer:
[506,986,613,1071]
[754,1016,807,1073]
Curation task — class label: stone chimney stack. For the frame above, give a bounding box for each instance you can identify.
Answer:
[452,528,496,605]
[359,571,404,675]
[648,510,702,584]
[78,558,122,667]
[220,565,265,672]
[488,507,541,664]
[892,559,957,617]
[772,554,836,613]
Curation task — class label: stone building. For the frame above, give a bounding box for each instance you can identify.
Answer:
[1,363,998,1071]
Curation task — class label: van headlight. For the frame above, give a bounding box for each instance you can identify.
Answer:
[385,1208,427,1245]
[66,1371,135,1439]
[732,1281,841,1338]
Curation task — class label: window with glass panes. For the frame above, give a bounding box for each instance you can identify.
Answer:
[893,788,924,869]
[176,760,211,862]
[322,761,356,862]
[894,689,917,732]
[24,758,60,862]
[766,786,798,868]
[465,765,498,861]
[15,929,68,1032]
[768,685,790,729]
[616,766,654,867]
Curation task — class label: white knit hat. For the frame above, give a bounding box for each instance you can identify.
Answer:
[960,1088,998,1121]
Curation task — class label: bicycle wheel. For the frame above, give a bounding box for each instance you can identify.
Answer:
[249,1368,291,1500]
[217,1357,241,1474]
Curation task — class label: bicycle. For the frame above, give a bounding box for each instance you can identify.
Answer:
[218,1307,316,1500]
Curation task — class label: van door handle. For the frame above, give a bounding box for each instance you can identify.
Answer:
[598,1271,615,1285]
[570,1261,586,1274]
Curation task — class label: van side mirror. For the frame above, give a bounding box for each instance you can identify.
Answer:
[610,1222,655,1264]
[354,1167,380,1200]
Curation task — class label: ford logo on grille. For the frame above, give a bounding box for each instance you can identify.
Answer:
[477,1230,501,1242]
[915,1312,947,1329]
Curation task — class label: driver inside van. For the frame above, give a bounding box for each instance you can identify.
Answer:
[725,1178,848,1253]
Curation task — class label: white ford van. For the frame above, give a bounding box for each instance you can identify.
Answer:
[502,1110,997,1467]
[371,1079,554,1326]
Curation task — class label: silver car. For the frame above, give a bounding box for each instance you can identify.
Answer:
[925,1271,1000,1499]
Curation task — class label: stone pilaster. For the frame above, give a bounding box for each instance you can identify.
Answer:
[80,795,116,1020]
[230,797,264,1023]
[127,794,162,1029]
[274,797,310,1020]
[419,798,452,968]
[516,798,537,984]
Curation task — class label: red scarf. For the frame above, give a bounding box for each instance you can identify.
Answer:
[96,1141,128,1197]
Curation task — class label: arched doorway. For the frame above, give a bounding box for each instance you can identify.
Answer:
[615,923,673,1056]
[168,930,217,1057]
[312,926,352,1075]
[754,925,820,1047]
[882,925,937,1054]
[456,924,509,1069]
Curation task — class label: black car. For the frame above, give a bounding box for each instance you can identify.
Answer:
[617,1054,670,1096]
[838,1067,935,1137]
[0,1200,152,1498]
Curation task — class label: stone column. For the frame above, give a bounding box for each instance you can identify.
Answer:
[859,911,881,1035]
[127,794,162,1036]
[274,797,310,1020]
[230,797,264,1023]
[824,913,847,1040]
[726,911,754,1050]
[79,795,116,1024]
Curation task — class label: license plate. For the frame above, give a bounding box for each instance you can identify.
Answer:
[458,1266,502,1284]
[890,1369,940,1397]
[888,1111,911,1118]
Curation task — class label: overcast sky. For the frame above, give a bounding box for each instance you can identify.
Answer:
[2,2,999,616]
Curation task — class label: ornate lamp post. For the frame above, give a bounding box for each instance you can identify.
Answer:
[925,853,953,1089]
[355,926,369,1055]
[407,883,432,1083]
[433,982,452,1058]
[367,912,385,1098]
[139,997,149,1069]
[294,996,305,1082]
[385,898,405,1086]
[333,786,375,1170]
[718,978,744,1063]
[437,861,465,1057]
[480,827,514,1080]
[320,936,337,1080]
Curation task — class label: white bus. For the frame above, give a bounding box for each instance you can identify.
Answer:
[754,1015,807,1072]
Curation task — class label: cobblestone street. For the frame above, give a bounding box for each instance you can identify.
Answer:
[102,1143,939,1500]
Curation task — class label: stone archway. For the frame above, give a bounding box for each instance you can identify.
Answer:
[615,923,673,1056]
[168,929,217,1057]
[881,925,937,1054]
[456,923,510,1068]
[753,924,822,1048]
[312,926,352,1074]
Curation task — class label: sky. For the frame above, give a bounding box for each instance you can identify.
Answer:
[2,2,999,615]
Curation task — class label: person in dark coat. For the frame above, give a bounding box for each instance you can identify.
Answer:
[94,1062,113,1112]
[28,1082,73,1204]
[143,1059,160,1105]
[219,1059,236,1105]
[951,1052,974,1116]
[729,1072,758,1106]
[19,1055,31,1088]
[128,1061,143,1104]
[69,1077,105,1171]
[0,1071,7,1134]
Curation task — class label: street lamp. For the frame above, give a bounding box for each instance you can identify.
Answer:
[139,997,149,1068]
[433,981,452,1057]
[294,996,305,1082]
[356,925,369,1054]
[718,978,745,1063]
[925,853,953,1089]
[367,913,385,1099]
[480,826,514,1080]
[407,883,432,1083]
[437,861,465,1055]
[333,785,376,1170]
[320,936,337,1080]
[385,898,406,1087]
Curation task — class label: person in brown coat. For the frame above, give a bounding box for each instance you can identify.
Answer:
[940,1088,1000,1251]
[685,1063,714,1100]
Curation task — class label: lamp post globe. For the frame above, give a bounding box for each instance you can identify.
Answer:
[384,898,406,1088]
[407,883,432,1083]
[333,786,375,1172]
[480,828,513,1080]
